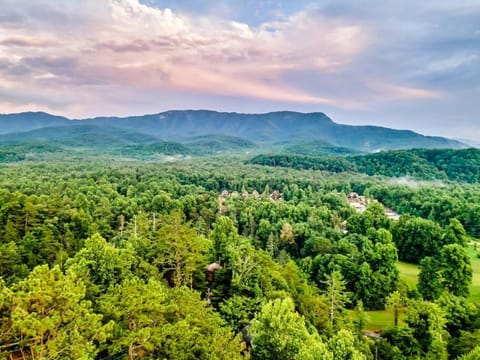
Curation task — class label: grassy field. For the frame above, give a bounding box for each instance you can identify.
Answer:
[396,243,480,301]
[397,261,419,288]
[363,261,415,331]
[364,309,406,331]
[365,245,480,330]
[466,243,480,302]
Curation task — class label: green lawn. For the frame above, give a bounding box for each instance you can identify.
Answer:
[365,246,480,331]
[466,243,480,302]
[363,260,415,331]
[397,261,419,288]
[396,245,480,300]
[364,310,406,331]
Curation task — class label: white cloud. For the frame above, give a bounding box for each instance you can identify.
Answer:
[426,54,479,73]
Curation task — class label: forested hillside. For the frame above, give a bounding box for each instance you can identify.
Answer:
[1,158,480,359]
[248,148,480,183]
[282,140,360,156]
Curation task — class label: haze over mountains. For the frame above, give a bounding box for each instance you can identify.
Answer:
[0,110,466,155]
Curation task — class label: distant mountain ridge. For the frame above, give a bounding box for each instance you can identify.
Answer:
[0,110,466,152]
[0,124,158,147]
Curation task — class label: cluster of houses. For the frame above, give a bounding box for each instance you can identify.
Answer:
[219,189,283,202]
[347,192,400,220]
[347,192,369,212]
[384,207,400,221]
[218,190,398,218]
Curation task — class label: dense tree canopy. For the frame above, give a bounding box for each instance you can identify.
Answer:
[0,157,479,359]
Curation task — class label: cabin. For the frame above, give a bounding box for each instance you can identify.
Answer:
[385,207,400,220]
[269,190,283,201]
[347,193,400,219]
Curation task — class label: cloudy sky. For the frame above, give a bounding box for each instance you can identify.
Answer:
[0,0,479,139]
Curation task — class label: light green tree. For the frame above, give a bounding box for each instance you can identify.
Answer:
[100,277,241,360]
[386,291,404,327]
[459,346,480,360]
[251,297,313,360]
[155,212,210,287]
[295,334,333,360]
[328,329,367,360]
[443,218,467,246]
[323,270,350,327]
[162,287,242,360]
[4,265,111,359]
[209,215,240,265]
[66,233,135,296]
[99,276,169,359]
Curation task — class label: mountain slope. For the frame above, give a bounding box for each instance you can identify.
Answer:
[0,110,466,152]
[0,124,159,148]
[247,148,480,183]
[184,134,258,154]
[0,112,70,134]
[114,142,193,158]
[282,140,360,156]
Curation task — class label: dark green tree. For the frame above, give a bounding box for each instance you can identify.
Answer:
[439,244,472,297]
[418,257,442,301]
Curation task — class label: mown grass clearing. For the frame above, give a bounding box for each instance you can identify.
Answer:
[397,261,419,289]
[366,248,480,331]
[466,243,480,302]
[364,309,406,331]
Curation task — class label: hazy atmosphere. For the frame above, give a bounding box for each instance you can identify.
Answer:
[0,0,478,139]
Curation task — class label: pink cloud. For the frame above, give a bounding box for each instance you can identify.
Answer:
[0,0,442,116]
[0,36,59,48]
[367,80,443,101]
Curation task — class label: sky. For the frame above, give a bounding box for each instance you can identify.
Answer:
[0,0,479,139]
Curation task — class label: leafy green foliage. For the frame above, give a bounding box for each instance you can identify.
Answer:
[1,265,111,359]
[185,134,258,154]
[404,300,448,359]
[251,297,323,360]
[418,245,473,300]
[115,142,193,157]
[247,153,355,172]
[323,271,350,327]
[459,347,480,360]
[283,140,359,156]
[328,329,367,360]
[248,148,480,182]
[439,244,473,297]
[392,215,445,263]
[418,257,443,301]
[0,156,479,359]
[99,277,241,359]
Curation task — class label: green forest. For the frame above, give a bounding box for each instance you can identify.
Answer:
[1,154,480,359]
[248,148,480,183]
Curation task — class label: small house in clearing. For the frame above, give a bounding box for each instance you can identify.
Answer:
[385,207,400,220]
[347,192,368,213]
[347,192,400,220]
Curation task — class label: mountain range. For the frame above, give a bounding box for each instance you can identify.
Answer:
[0,110,466,155]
